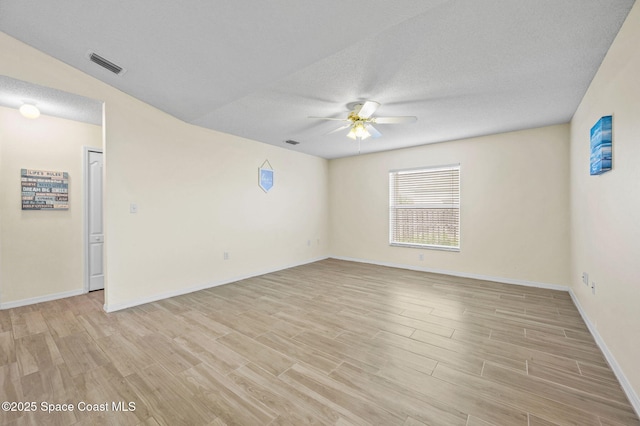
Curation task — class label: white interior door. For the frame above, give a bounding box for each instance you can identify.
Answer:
[88,150,104,291]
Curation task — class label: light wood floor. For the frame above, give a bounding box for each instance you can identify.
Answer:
[1,259,638,425]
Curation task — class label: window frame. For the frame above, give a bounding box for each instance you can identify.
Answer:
[388,164,461,252]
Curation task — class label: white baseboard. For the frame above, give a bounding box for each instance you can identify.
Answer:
[0,288,85,310]
[569,290,640,416]
[104,256,330,313]
[330,256,570,291]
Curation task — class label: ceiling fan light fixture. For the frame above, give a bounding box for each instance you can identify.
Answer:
[347,122,370,140]
[19,103,40,119]
[309,100,415,145]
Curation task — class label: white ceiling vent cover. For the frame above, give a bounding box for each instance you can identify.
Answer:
[86,51,126,75]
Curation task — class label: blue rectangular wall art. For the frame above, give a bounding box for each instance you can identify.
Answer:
[590,115,612,175]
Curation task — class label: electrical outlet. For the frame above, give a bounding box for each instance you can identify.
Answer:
[591,281,596,295]
[130,203,138,214]
[419,253,424,261]
[307,240,311,247]
[583,272,589,285]
[223,252,229,260]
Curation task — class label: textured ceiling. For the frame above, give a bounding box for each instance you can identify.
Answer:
[0,76,102,125]
[0,0,635,158]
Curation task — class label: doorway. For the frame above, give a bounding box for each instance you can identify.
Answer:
[84,148,104,292]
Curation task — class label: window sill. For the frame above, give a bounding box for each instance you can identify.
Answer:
[390,243,460,252]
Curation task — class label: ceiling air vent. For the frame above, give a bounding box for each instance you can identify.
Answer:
[285,140,300,145]
[87,51,126,75]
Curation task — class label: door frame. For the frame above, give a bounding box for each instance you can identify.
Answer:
[83,146,104,293]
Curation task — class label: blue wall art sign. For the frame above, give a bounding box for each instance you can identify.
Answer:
[590,115,612,175]
[21,168,69,210]
[259,160,274,192]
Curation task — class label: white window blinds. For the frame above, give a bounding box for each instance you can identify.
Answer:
[389,164,460,251]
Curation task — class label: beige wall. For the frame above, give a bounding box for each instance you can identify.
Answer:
[103,109,329,309]
[330,124,571,287]
[0,32,329,310]
[0,105,102,305]
[570,2,640,400]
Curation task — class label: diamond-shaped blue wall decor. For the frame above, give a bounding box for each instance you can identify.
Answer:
[259,161,274,192]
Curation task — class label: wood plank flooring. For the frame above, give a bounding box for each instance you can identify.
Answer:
[0,259,638,425]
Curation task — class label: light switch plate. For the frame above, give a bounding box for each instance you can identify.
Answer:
[130,203,138,214]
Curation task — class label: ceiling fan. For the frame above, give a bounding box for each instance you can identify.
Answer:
[309,100,417,141]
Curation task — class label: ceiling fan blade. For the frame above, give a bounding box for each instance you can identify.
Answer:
[308,116,349,121]
[366,124,382,138]
[357,101,380,119]
[372,116,417,124]
[325,123,353,135]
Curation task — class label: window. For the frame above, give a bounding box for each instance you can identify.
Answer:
[389,164,460,251]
